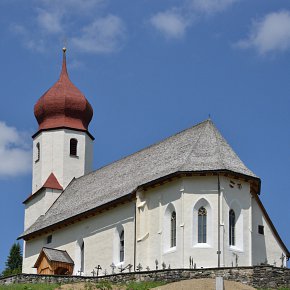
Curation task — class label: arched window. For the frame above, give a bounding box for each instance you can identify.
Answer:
[36,142,40,162]
[229,209,236,246]
[70,138,78,156]
[80,241,84,272]
[198,207,207,243]
[171,211,176,248]
[119,230,124,262]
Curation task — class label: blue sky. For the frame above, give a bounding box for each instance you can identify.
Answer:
[0,0,290,271]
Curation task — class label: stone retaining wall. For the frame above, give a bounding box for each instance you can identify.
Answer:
[0,266,289,289]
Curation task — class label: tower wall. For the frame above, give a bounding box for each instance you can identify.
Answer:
[32,129,93,194]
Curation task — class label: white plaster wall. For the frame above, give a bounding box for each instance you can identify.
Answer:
[137,176,257,270]
[137,176,221,270]
[23,202,135,275]
[24,188,62,230]
[32,129,93,193]
[252,197,287,267]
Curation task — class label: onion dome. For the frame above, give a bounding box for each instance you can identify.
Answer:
[34,48,93,134]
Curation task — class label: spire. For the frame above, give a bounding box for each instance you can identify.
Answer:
[60,47,68,79]
[34,47,94,134]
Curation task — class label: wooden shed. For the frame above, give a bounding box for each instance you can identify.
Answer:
[34,247,74,275]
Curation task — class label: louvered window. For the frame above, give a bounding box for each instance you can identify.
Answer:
[36,142,40,162]
[70,138,78,156]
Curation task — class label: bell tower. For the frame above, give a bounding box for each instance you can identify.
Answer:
[24,48,94,229]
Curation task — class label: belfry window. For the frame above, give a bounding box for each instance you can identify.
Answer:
[171,211,176,248]
[198,207,207,243]
[120,230,124,262]
[70,138,78,156]
[36,142,40,162]
[229,209,236,246]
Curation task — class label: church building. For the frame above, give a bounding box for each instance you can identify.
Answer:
[19,49,289,275]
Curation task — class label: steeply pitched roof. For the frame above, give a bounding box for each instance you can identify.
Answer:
[23,173,63,204]
[34,247,74,267]
[20,120,259,239]
[43,173,63,190]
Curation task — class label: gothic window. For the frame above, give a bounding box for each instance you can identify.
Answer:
[80,241,84,272]
[36,142,40,162]
[70,138,78,156]
[120,230,124,262]
[229,209,236,246]
[198,207,207,243]
[171,211,176,248]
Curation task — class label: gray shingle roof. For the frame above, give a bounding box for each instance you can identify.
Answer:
[42,247,74,264]
[20,120,259,238]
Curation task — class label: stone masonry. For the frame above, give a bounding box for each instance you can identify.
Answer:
[0,266,289,289]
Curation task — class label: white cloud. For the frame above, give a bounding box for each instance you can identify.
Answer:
[0,122,31,177]
[11,0,125,54]
[10,24,46,52]
[71,15,126,53]
[149,0,238,39]
[190,0,238,14]
[36,9,63,34]
[236,11,290,55]
[150,10,189,39]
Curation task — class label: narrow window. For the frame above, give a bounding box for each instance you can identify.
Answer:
[46,235,52,244]
[80,242,84,272]
[171,211,176,248]
[120,230,124,262]
[229,209,236,246]
[258,225,264,235]
[36,142,40,162]
[70,138,78,156]
[198,207,207,243]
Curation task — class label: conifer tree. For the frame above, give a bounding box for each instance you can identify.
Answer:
[2,243,22,277]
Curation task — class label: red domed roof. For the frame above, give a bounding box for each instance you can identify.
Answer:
[34,49,93,135]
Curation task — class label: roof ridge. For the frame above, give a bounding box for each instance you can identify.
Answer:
[178,120,210,171]
[211,122,226,169]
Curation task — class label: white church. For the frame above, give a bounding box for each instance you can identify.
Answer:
[19,49,289,275]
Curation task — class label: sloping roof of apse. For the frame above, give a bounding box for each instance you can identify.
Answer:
[20,119,259,239]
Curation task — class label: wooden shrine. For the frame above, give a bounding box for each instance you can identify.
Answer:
[34,247,74,275]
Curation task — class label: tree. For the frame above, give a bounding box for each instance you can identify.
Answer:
[2,243,22,277]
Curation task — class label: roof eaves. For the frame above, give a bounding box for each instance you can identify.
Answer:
[19,169,260,241]
[18,192,136,241]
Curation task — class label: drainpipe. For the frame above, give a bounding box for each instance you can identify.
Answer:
[217,174,221,268]
[134,195,137,271]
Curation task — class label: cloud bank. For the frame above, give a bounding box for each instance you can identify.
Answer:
[150,10,189,39]
[11,0,126,54]
[149,0,239,39]
[236,11,290,55]
[0,122,31,177]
